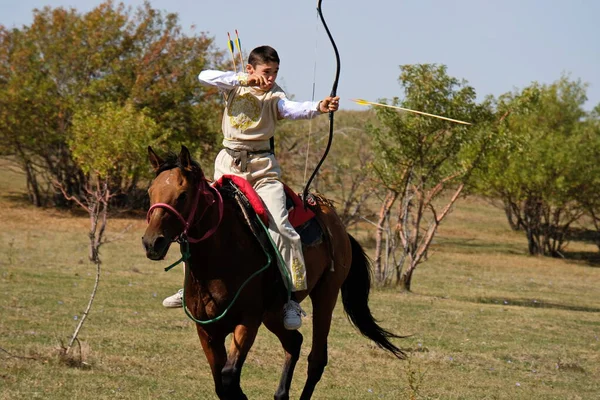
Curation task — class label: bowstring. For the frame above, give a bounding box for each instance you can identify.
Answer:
[303,11,321,187]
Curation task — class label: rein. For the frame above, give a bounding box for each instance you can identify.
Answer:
[181,218,273,325]
[147,173,277,325]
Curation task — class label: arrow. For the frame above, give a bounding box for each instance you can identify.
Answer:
[351,98,472,125]
[227,32,237,72]
[235,30,245,69]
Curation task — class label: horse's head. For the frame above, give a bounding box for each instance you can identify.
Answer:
[142,145,222,260]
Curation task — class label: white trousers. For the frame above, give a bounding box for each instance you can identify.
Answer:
[214,149,307,291]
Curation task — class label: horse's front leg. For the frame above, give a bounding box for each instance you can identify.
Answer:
[263,311,303,400]
[221,322,261,400]
[196,327,228,399]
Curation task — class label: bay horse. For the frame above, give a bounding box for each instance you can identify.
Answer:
[142,146,403,400]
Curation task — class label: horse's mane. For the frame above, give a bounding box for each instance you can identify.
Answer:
[156,152,202,177]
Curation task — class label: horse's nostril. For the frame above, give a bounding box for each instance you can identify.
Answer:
[154,236,168,252]
[143,234,170,260]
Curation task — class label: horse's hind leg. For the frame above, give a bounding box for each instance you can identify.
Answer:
[263,312,303,400]
[299,282,338,400]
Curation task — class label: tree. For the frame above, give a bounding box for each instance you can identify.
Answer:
[571,104,600,252]
[0,1,222,207]
[57,101,161,360]
[473,77,593,256]
[369,64,494,290]
[275,110,382,228]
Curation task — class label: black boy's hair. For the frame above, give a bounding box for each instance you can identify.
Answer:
[248,46,280,67]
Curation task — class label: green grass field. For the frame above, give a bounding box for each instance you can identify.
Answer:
[1,160,599,399]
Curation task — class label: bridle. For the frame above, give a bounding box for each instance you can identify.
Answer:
[146,175,224,244]
[145,172,275,325]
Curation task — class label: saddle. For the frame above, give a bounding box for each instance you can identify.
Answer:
[212,175,323,246]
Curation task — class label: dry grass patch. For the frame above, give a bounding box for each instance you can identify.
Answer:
[1,164,599,399]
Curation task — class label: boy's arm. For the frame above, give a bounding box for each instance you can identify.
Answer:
[277,98,321,120]
[277,96,340,120]
[198,70,249,90]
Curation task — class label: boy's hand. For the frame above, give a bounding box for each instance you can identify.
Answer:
[246,74,273,90]
[319,96,340,113]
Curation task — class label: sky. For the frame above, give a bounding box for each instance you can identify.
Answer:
[1,0,599,111]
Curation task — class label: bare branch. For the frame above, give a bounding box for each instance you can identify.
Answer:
[0,347,38,361]
[53,180,89,211]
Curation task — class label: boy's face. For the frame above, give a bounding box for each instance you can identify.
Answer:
[246,61,279,90]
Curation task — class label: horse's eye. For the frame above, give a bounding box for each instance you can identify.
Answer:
[177,192,188,204]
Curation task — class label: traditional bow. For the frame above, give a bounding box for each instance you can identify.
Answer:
[302,0,341,208]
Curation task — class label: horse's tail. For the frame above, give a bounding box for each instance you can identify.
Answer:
[341,234,405,359]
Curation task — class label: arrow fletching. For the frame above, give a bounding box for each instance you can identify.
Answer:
[352,98,371,106]
[227,32,235,53]
[235,29,242,50]
[234,29,244,68]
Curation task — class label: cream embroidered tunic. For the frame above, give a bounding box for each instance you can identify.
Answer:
[198,70,321,151]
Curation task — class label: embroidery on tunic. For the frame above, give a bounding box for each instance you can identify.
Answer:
[291,257,306,290]
[228,92,261,130]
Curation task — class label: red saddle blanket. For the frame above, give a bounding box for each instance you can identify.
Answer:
[213,175,315,228]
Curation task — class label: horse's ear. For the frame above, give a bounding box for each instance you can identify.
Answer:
[148,146,163,172]
[178,145,193,172]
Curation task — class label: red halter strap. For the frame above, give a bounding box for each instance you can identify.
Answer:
[146,179,223,243]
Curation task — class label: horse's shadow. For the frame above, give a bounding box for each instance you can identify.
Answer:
[473,297,600,313]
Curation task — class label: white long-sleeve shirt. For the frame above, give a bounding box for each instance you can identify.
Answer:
[199,70,321,120]
[199,70,321,151]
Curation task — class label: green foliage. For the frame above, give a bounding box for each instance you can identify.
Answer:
[472,76,597,256]
[69,102,162,180]
[0,1,223,207]
[370,64,494,191]
[573,108,600,249]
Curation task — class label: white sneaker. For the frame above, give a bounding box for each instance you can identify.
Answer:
[283,300,306,330]
[162,289,183,308]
